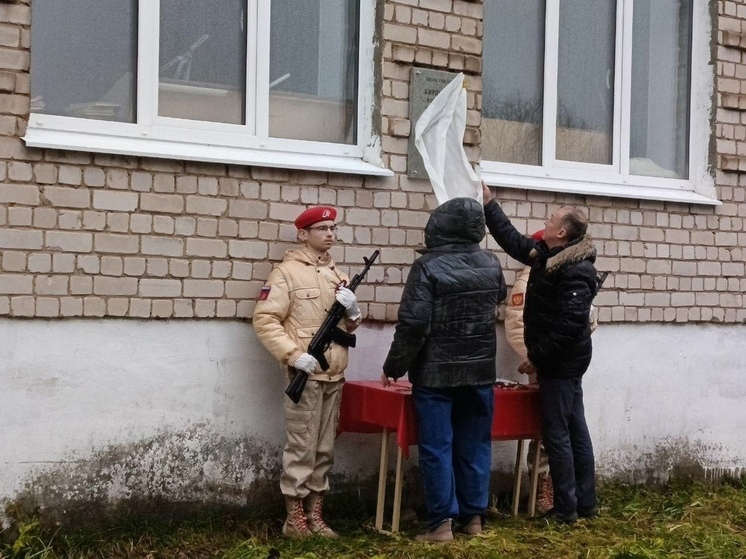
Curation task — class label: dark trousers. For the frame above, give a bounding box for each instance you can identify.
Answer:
[537,375,596,515]
[412,385,494,530]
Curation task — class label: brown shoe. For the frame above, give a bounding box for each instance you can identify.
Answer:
[536,473,554,515]
[283,497,312,539]
[415,519,453,543]
[462,515,483,535]
[305,492,339,538]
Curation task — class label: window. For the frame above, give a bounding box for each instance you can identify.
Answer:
[481,0,717,205]
[25,0,389,176]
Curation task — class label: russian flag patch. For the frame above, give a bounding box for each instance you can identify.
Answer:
[259,285,271,300]
[511,293,524,307]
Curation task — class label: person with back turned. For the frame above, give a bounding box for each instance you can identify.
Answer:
[381,197,507,542]
[253,206,361,538]
[482,183,599,524]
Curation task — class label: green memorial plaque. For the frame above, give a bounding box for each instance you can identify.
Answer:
[407,67,459,178]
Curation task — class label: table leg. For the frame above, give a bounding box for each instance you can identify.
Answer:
[375,428,390,531]
[392,446,404,533]
[512,439,525,517]
[528,439,541,517]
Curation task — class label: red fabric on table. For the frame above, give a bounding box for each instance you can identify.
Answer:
[337,381,418,458]
[337,380,542,458]
[491,383,542,440]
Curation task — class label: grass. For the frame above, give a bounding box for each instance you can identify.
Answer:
[2,477,745,559]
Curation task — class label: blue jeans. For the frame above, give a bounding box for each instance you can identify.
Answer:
[412,385,494,530]
[537,375,596,515]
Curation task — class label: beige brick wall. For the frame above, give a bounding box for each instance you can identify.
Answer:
[0,0,744,323]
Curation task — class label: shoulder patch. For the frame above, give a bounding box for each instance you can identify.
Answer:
[258,285,271,301]
[510,293,524,307]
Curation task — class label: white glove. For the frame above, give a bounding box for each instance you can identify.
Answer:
[292,353,319,374]
[335,286,361,320]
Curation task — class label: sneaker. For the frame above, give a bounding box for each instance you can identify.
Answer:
[578,506,599,518]
[415,518,453,543]
[462,515,483,535]
[542,508,578,525]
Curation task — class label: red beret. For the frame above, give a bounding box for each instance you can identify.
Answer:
[531,230,544,240]
[294,206,337,230]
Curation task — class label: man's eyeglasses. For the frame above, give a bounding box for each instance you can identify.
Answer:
[306,225,337,233]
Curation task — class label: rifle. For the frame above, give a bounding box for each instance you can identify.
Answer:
[285,250,380,404]
[596,271,609,292]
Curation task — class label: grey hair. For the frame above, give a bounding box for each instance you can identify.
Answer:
[560,207,588,241]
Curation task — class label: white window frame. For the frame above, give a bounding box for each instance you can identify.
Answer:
[24,0,392,177]
[479,0,718,206]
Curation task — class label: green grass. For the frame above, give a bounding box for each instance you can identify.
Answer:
[3,478,746,559]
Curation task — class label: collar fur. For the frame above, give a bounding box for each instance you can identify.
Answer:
[530,236,596,274]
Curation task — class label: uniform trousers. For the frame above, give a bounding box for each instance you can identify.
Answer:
[280,377,344,499]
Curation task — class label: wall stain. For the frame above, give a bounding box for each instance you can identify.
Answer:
[4,432,742,529]
[3,427,283,527]
[596,437,739,485]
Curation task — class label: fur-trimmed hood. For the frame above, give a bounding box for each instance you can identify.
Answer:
[531,236,596,274]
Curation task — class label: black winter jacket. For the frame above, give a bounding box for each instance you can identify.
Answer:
[484,200,598,379]
[382,198,507,388]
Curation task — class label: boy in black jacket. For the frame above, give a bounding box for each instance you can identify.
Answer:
[381,197,506,542]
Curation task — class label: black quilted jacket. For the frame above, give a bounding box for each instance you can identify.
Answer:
[382,198,507,388]
[484,200,598,379]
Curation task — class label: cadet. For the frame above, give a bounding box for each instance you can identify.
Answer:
[253,206,361,538]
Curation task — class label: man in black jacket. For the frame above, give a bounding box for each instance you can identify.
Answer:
[381,197,506,542]
[482,184,599,524]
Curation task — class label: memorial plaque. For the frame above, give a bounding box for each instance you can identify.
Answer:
[407,67,459,179]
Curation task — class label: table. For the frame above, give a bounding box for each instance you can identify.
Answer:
[337,380,543,533]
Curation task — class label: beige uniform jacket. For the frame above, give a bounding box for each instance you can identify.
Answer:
[253,247,360,382]
[505,266,531,360]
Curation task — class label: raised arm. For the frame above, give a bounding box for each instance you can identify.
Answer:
[483,199,536,266]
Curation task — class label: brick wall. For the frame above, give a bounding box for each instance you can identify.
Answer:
[708,0,746,323]
[0,0,744,323]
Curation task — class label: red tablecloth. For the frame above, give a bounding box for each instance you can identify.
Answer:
[337,380,542,458]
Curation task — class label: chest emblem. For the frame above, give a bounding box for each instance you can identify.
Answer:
[259,285,271,300]
[511,293,524,307]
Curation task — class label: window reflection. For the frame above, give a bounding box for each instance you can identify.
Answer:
[630,0,692,179]
[269,0,359,144]
[482,0,545,166]
[158,0,247,125]
[556,0,616,165]
[30,0,137,122]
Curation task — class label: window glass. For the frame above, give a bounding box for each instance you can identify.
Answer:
[556,0,616,164]
[269,0,359,144]
[482,0,545,166]
[158,0,247,125]
[30,0,137,122]
[630,0,692,179]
